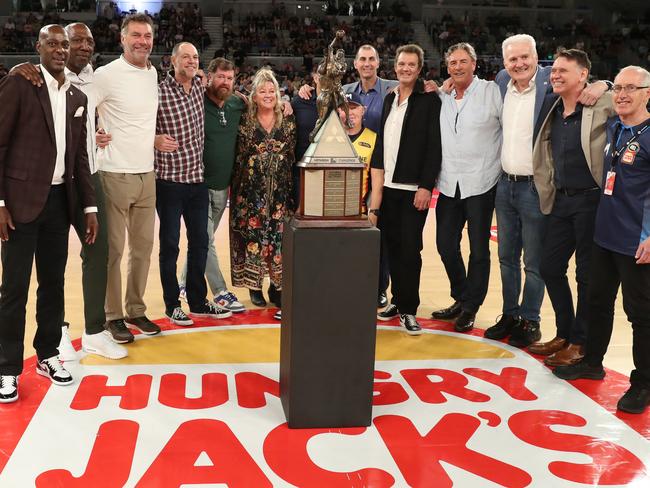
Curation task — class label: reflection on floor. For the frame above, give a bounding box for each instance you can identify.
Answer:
[1,311,648,487]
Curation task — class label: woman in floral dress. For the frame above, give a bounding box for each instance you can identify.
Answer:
[230,68,296,315]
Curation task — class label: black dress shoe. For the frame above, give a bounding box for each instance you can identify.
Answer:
[454,310,476,332]
[617,386,650,414]
[268,284,281,307]
[431,301,462,320]
[484,314,519,340]
[378,291,388,308]
[250,290,267,307]
[553,360,605,381]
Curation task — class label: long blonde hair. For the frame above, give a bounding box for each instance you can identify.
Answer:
[247,68,283,128]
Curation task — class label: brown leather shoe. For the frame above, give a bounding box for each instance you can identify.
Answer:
[544,343,585,367]
[528,337,566,356]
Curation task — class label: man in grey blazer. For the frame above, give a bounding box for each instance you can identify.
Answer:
[528,50,614,366]
[485,34,608,348]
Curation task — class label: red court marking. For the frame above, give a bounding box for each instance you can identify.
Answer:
[0,310,647,475]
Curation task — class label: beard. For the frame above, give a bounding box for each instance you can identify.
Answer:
[209,85,233,101]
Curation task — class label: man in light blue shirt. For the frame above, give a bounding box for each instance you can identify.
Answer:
[431,43,503,333]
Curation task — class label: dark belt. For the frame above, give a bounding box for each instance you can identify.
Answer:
[503,173,534,182]
[556,187,599,197]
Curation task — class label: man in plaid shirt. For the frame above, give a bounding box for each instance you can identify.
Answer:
[155,41,232,325]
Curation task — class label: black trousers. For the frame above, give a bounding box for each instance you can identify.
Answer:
[435,185,495,314]
[0,186,70,376]
[156,180,209,313]
[585,243,650,389]
[380,187,428,315]
[540,190,599,344]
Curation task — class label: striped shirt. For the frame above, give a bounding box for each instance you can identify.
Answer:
[155,74,205,183]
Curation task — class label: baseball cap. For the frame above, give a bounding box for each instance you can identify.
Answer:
[344,92,363,107]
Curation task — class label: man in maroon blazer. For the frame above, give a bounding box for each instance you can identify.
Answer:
[0,25,97,403]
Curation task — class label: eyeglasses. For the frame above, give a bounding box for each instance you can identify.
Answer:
[218,110,227,127]
[612,85,650,94]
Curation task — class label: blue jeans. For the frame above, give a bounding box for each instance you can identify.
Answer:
[180,188,228,295]
[156,180,209,313]
[495,176,548,321]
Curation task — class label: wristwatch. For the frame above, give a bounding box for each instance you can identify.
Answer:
[369,209,380,216]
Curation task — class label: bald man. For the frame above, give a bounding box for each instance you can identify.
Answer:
[0,25,97,402]
[10,22,128,360]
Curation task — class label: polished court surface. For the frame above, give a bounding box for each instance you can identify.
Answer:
[1,210,647,486]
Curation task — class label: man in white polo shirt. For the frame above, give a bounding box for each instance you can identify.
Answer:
[94,13,161,343]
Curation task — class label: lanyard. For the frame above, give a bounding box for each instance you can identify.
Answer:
[611,123,649,168]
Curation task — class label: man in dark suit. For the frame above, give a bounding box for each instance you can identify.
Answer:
[368,44,442,335]
[0,25,97,403]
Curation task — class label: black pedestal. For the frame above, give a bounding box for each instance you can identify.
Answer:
[280,219,380,428]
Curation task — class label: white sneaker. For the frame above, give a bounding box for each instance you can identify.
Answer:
[214,290,246,313]
[273,309,282,321]
[36,356,74,386]
[82,331,128,360]
[166,307,194,326]
[0,375,18,403]
[58,325,78,361]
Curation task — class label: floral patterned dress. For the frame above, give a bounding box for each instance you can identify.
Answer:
[230,112,296,290]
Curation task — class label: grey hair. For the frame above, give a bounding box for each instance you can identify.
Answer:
[445,42,477,62]
[356,44,380,62]
[617,66,650,86]
[171,41,196,57]
[502,34,536,59]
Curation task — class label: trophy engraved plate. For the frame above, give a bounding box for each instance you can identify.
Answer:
[345,170,361,216]
[323,170,346,216]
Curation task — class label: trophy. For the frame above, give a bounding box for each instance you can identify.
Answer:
[295,31,369,227]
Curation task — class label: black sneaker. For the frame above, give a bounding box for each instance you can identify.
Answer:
[507,319,541,348]
[125,316,162,335]
[431,301,462,320]
[400,314,422,336]
[104,319,135,344]
[378,291,388,308]
[484,314,520,340]
[0,375,18,403]
[166,307,194,326]
[36,356,74,386]
[617,386,650,414]
[454,310,476,333]
[190,301,233,319]
[273,309,282,321]
[553,360,606,380]
[377,303,399,321]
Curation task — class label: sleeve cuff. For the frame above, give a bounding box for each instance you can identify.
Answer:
[0,200,4,207]
[84,206,98,214]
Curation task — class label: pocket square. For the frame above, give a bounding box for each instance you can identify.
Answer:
[74,106,85,117]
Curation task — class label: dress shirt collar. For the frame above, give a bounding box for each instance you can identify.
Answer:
[356,77,380,94]
[41,64,71,92]
[392,86,410,108]
[451,75,478,99]
[65,63,93,85]
[507,67,538,95]
[163,72,199,95]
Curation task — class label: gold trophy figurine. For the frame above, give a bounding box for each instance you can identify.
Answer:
[309,30,352,141]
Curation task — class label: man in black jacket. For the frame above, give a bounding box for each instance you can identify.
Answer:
[368,44,442,334]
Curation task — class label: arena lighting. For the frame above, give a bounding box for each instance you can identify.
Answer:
[116,1,163,14]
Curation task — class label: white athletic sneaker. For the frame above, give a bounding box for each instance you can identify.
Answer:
[58,325,79,361]
[82,331,128,360]
[214,290,246,313]
[0,375,18,403]
[36,356,74,386]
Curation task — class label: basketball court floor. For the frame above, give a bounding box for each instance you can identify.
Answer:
[1,208,648,487]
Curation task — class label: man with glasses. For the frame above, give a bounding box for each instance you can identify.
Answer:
[554,66,650,415]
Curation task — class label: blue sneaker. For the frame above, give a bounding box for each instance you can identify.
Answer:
[214,290,246,313]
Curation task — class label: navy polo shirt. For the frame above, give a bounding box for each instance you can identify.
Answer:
[594,116,650,256]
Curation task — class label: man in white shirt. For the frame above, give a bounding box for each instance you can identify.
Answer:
[486,34,609,348]
[94,13,161,343]
[432,42,503,333]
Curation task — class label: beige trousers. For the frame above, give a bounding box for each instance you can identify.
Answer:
[100,171,156,320]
